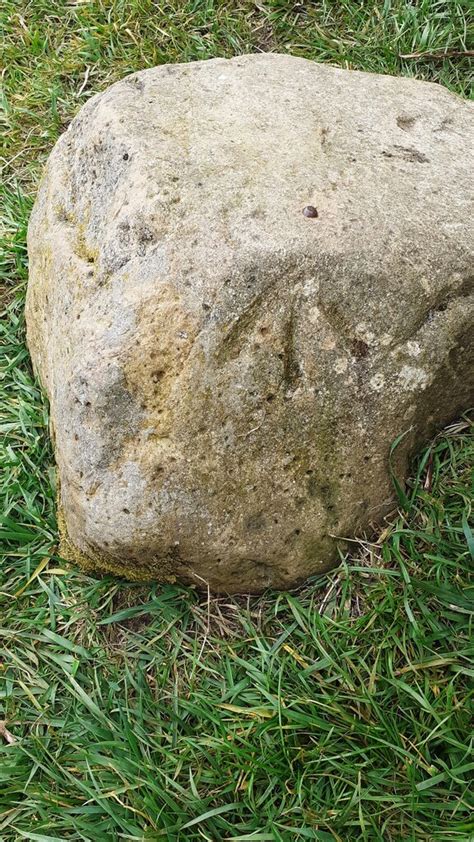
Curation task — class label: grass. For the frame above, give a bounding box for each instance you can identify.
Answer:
[1,1,473,839]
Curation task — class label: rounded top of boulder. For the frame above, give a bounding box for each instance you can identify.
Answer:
[37,53,473,279]
[31,54,474,342]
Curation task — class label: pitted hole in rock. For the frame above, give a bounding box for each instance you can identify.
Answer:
[151,369,165,384]
[351,339,369,359]
[246,512,265,532]
[397,115,416,131]
[307,475,319,497]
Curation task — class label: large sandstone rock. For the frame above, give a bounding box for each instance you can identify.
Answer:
[26,54,473,592]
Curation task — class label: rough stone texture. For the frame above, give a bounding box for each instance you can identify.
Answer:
[26,54,474,592]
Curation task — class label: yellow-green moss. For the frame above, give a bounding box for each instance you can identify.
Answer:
[74,224,99,265]
[56,489,177,584]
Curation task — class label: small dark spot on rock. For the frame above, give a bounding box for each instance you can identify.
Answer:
[384,145,429,163]
[266,393,275,402]
[307,475,319,497]
[351,339,369,359]
[123,508,130,514]
[246,512,265,531]
[123,153,129,161]
[303,205,318,218]
[397,115,416,131]
[137,223,154,245]
[393,144,429,163]
[435,116,454,133]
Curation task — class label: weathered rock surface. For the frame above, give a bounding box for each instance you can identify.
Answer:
[26,54,474,592]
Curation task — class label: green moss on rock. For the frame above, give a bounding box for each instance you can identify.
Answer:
[57,493,177,584]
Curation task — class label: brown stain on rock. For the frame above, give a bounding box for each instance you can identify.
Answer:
[125,285,198,417]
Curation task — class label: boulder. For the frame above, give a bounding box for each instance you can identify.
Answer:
[26,54,474,592]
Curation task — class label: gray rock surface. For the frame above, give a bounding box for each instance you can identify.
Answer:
[26,54,474,592]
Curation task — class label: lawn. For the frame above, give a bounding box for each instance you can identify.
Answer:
[1,1,473,839]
